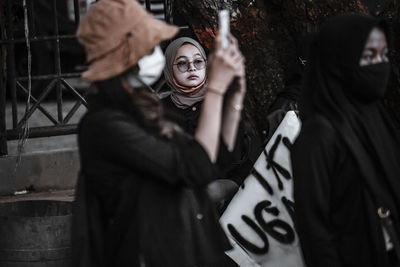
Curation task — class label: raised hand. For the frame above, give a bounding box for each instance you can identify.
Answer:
[206,34,245,95]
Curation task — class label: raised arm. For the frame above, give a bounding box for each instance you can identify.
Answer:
[195,35,245,162]
[221,36,246,151]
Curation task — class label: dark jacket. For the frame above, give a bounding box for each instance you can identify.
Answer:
[162,95,260,186]
[292,114,392,267]
[72,101,232,267]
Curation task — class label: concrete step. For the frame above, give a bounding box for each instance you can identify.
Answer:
[0,148,79,196]
[0,189,74,203]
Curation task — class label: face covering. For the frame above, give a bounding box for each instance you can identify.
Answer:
[349,62,391,102]
[125,45,166,90]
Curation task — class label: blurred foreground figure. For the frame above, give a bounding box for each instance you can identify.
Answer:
[292,13,400,267]
[71,0,246,266]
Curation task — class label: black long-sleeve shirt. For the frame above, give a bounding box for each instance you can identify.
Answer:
[291,114,388,267]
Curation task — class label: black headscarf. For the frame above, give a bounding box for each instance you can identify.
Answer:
[300,13,400,229]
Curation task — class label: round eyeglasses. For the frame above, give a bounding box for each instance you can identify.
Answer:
[173,59,206,73]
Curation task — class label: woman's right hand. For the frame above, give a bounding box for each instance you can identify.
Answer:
[195,34,245,162]
[206,34,245,95]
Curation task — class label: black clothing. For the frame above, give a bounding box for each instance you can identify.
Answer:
[162,95,259,186]
[72,94,232,267]
[268,32,315,114]
[293,13,400,267]
[163,95,202,135]
[265,33,315,142]
[264,59,301,143]
[292,114,387,267]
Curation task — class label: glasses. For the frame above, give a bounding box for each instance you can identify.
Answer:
[173,58,206,73]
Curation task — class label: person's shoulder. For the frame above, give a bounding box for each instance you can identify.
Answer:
[295,113,339,150]
[86,108,129,121]
[79,108,136,132]
[293,114,348,175]
[302,113,336,137]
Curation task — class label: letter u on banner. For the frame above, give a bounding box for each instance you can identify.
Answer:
[220,111,306,267]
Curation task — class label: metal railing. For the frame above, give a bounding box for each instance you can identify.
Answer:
[0,0,174,156]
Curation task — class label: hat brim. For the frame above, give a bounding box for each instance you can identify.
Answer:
[83,15,178,82]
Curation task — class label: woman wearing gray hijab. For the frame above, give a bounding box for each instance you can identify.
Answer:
[162,37,260,209]
[164,37,208,110]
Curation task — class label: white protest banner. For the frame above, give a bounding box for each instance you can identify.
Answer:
[220,111,305,267]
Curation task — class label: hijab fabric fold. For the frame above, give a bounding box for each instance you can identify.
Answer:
[164,37,207,109]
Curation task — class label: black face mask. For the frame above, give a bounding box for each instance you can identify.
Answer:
[348,62,391,102]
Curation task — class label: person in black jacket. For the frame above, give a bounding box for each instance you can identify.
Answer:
[264,33,315,142]
[71,0,246,266]
[292,13,400,267]
[162,37,260,198]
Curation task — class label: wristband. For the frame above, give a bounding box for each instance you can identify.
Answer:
[231,103,243,111]
[207,87,224,96]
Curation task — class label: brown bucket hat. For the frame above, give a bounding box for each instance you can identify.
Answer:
[77,0,179,81]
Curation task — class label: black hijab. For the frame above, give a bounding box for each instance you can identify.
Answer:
[301,13,400,228]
